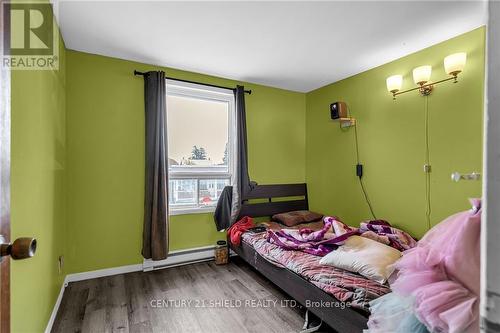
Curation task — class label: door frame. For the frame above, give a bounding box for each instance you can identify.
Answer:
[0,0,11,331]
[481,1,500,331]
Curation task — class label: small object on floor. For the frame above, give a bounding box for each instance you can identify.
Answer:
[214,240,228,265]
[300,310,323,333]
[248,226,267,233]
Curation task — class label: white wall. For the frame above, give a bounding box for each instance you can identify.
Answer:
[481,1,500,331]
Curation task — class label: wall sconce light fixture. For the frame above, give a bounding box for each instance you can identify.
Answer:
[386,52,467,100]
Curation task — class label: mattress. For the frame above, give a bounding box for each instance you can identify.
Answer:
[240,221,391,311]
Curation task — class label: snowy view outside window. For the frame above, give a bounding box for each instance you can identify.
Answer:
[166,82,234,212]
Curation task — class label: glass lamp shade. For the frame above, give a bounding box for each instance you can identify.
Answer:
[413,65,432,85]
[386,75,403,93]
[444,52,466,76]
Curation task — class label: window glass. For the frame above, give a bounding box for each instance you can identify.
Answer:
[166,82,234,214]
[198,179,230,206]
[168,179,197,207]
[167,95,229,173]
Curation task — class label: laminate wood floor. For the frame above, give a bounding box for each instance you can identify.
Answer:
[52,257,331,333]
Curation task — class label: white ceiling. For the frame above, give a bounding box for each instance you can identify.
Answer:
[53,1,487,92]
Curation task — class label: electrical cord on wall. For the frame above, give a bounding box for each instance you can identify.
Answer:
[424,96,432,230]
[346,105,377,220]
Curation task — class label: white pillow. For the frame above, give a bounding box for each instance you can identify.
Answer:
[319,235,402,284]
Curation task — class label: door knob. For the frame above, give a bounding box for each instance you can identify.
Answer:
[0,237,37,260]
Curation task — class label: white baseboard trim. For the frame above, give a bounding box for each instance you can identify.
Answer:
[45,280,67,333]
[65,263,143,283]
[44,245,219,332]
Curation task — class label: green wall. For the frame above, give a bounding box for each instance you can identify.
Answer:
[8,22,485,332]
[65,51,306,274]
[10,31,67,333]
[305,27,485,238]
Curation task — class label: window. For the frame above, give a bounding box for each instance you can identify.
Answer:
[166,80,235,214]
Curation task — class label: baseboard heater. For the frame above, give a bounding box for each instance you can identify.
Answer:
[142,245,217,271]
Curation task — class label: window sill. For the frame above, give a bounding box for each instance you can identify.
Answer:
[169,207,216,216]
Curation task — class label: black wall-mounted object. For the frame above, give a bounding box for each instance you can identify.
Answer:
[330,101,348,119]
[356,164,363,178]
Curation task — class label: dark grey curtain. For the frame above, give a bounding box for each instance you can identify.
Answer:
[142,71,169,260]
[214,86,256,230]
[235,85,255,197]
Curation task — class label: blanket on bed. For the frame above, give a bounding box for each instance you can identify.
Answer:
[266,218,356,256]
[242,230,391,310]
[266,217,416,256]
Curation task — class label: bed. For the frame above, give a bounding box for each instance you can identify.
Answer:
[229,183,390,332]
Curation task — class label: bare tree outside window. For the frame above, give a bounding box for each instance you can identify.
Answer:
[222,143,228,165]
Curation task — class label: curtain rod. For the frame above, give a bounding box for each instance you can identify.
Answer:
[134,70,252,94]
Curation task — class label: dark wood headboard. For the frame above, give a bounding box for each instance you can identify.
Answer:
[238,183,309,218]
